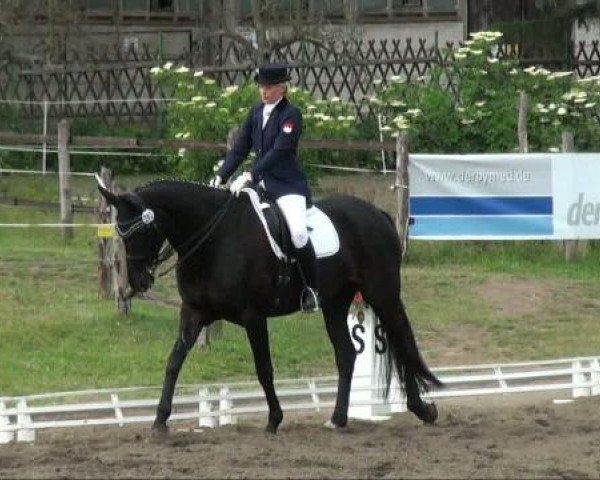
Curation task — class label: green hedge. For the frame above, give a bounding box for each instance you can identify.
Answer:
[373,31,600,154]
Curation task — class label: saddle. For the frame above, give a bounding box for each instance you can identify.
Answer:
[241,187,340,261]
[241,187,340,306]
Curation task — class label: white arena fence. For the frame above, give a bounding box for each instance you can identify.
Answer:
[1,306,600,444]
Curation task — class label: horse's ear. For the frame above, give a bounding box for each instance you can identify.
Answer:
[98,184,119,206]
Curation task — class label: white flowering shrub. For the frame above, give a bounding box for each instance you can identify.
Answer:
[373,31,600,153]
[151,65,360,181]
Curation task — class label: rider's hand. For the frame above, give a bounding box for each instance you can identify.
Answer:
[209,175,222,188]
[229,172,252,197]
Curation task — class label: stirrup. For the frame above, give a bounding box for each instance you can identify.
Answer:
[300,287,319,313]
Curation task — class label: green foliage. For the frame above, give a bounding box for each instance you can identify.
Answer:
[151,63,364,182]
[69,118,169,175]
[0,104,40,170]
[0,111,170,175]
[374,31,600,154]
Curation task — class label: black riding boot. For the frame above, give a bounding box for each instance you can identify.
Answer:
[295,240,319,313]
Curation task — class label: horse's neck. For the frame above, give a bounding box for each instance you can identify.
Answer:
[145,185,228,251]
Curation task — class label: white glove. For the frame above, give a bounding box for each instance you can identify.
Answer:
[209,175,222,188]
[229,172,252,197]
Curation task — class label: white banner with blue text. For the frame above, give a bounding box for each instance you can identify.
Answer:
[409,153,600,240]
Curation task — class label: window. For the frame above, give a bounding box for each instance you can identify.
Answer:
[121,0,148,12]
[151,0,173,11]
[427,0,457,14]
[86,0,112,8]
[360,0,387,13]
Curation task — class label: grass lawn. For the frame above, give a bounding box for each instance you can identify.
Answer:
[2,172,600,396]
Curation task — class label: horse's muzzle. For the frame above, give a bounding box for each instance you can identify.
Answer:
[129,268,155,293]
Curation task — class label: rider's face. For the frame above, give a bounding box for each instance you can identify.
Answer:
[259,83,286,105]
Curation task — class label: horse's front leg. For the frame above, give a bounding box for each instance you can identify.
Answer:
[245,314,283,434]
[153,303,207,434]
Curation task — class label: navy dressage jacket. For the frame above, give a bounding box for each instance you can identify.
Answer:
[218,97,311,201]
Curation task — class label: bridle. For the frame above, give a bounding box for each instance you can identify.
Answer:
[116,204,173,278]
[115,208,156,239]
[116,193,234,278]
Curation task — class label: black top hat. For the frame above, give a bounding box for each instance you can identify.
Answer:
[254,63,291,85]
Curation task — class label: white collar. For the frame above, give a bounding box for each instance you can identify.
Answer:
[263,97,283,114]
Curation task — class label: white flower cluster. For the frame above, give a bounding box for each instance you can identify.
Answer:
[390,75,406,83]
[577,74,600,83]
[470,31,503,42]
[454,31,503,59]
[221,85,239,97]
[150,63,204,78]
[534,88,599,125]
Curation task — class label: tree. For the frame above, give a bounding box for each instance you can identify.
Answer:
[535,0,600,26]
[202,0,360,63]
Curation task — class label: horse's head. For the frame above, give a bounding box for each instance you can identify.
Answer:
[98,184,166,294]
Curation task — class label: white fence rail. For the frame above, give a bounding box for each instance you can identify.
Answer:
[2,356,600,444]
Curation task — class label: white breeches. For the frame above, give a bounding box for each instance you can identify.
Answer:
[276,194,309,249]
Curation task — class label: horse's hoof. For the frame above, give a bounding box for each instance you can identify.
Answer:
[265,423,278,434]
[324,420,345,430]
[420,402,438,424]
[151,423,169,436]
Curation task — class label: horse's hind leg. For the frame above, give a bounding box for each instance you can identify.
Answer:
[153,303,206,433]
[321,292,356,428]
[245,314,283,434]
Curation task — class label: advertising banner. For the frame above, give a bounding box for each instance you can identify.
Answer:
[409,153,600,240]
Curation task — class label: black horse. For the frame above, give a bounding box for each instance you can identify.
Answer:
[98,180,442,433]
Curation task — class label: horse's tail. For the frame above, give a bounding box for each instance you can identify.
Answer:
[381,297,443,398]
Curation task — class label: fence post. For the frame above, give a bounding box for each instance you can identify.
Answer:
[591,358,600,396]
[518,91,529,153]
[395,132,409,257]
[572,359,590,398]
[561,131,588,261]
[16,398,34,442]
[42,99,48,174]
[111,184,131,315]
[199,388,217,428]
[98,166,113,299]
[0,401,13,444]
[218,386,236,426]
[58,119,73,240]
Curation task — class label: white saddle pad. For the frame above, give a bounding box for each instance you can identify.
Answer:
[243,188,340,260]
[307,206,340,258]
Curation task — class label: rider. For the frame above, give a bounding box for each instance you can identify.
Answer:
[210,63,319,313]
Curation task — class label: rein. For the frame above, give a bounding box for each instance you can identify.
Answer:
[158,195,233,277]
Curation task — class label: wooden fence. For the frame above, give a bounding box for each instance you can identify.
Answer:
[5,34,600,127]
[0,36,453,124]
